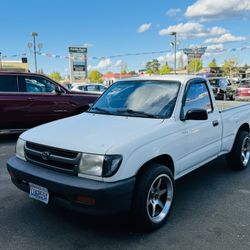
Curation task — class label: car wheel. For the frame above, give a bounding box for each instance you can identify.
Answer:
[226,130,250,170]
[230,93,235,100]
[131,164,175,231]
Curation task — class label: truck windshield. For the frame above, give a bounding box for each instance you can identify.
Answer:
[89,80,180,119]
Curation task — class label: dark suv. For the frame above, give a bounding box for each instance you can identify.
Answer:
[0,72,99,134]
[208,77,236,100]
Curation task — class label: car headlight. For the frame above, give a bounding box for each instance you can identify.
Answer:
[16,138,26,160]
[78,154,122,177]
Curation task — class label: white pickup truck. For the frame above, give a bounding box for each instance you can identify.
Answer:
[7,75,250,230]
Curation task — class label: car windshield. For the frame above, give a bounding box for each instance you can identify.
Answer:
[208,79,220,87]
[89,80,180,119]
[240,79,250,87]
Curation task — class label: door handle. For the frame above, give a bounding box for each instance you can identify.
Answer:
[212,120,219,127]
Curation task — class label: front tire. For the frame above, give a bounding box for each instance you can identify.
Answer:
[226,130,250,170]
[131,164,175,231]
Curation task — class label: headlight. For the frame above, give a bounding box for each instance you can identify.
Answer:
[16,138,26,160]
[78,154,122,177]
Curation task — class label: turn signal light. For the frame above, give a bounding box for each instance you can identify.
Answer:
[76,195,96,205]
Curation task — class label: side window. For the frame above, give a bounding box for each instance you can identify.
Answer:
[23,77,56,93]
[183,82,213,116]
[0,75,18,92]
[99,86,106,92]
[86,85,97,91]
[219,79,227,88]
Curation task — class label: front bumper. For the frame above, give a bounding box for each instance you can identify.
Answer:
[7,157,135,215]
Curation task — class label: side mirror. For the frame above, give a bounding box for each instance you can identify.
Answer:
[54,86,63,94]
[183,109,208,121]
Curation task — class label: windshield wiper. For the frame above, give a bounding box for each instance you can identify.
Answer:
[90,107,114,115]
[116,109,159,118]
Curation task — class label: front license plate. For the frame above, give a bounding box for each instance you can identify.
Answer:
[29,183,49,204]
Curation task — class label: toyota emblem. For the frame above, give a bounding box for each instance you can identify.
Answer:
[41,151,50,161]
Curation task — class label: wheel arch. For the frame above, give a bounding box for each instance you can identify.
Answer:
[136,154,175,178]
[238,123,250,133]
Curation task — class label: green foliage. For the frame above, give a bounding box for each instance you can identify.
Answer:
[222,59,238,77]
[146,59,160,74]
[49,72,62,82]
[159,63,172,75]
[188,59,203,73]
[89,70,103,83]
[128,70,137,75]
[208,58,217,68]
[121,69,127,74]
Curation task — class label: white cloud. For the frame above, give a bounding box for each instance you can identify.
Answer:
[157,51,187,65]
[159,22,227,38]
[114,60,127,71]
[166,8,181,17]
[204,33,246,43]
[114,60,124,67]
[94,58,112,69]
[206,44,225,52]
[137,23,152,33]
[185,0,250,20]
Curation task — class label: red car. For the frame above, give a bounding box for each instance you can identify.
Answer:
[235,78,250,101]
[0,72,100,134]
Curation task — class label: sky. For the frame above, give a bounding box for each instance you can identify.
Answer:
[1,0,250,76]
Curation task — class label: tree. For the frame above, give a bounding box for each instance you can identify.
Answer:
[208,58,217,68]
[128,70,137,75]
[121,69,127,74]
[89,70,103,83]
[146,59,160,74]
[222,59,238,78]
[159,63,172,75]
[49,72,62,82]
[188,59,202,73]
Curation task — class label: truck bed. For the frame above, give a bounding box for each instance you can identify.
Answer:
[216,101,250,112]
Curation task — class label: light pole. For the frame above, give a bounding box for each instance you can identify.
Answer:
[0,52,2,71]
[28,33,43,73]
[32,32,38,72]
[170,32,177,74]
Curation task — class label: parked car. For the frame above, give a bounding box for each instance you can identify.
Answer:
[7,75,250,230]
[71,83,107,94]
[207,77,236,100]
[0,72,100,134]
[235,78,250,101]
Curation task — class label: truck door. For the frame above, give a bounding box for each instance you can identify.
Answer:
[179,80,222,172]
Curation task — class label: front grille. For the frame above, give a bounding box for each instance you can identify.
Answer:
[25,142,81,175]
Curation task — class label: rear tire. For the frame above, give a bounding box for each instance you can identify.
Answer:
[131,164,175,231]
[226,130,250,170]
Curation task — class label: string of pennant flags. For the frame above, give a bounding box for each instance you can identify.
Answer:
[1,45,250,60]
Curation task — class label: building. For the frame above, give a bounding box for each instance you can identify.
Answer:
[0,58,29,72]
[102,73,135,86]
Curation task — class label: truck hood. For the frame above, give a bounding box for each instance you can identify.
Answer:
[21,112,164,154]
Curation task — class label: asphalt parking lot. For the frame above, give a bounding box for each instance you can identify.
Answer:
[1,135,250,250]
